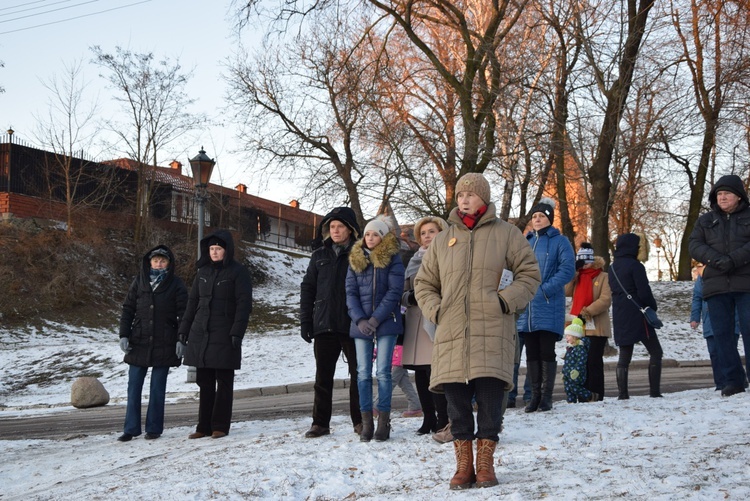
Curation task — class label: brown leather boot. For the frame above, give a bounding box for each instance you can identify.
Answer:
[449,439,475,490]
[360,411,374,442]
[475,438,499,488]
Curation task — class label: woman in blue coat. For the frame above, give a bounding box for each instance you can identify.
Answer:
[516,198,575,412]
[609,232,662,399]
[346,215,404,442]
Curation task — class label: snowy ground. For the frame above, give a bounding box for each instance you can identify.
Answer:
[1,248,749,499]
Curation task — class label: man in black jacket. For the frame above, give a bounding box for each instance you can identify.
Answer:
[689,174,750,396]
[300,207,362,437]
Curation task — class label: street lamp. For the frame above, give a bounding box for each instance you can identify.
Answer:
[654,236,663,281]
[189,147,215,259]
[187,148,215,384]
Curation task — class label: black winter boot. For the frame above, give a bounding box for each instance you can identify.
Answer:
[649,360,663,398]
[373,411,391,441]
[360,411,374,442]
[524,361,542,413]
[538,361,557,411]
[616,367,629,400]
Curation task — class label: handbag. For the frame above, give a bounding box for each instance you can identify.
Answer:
[610,266,663,329]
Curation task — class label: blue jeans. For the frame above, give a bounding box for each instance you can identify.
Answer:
[707,292,750,389]
[354,335,397,413]
[124,365,169,436]
[509,333,531,402]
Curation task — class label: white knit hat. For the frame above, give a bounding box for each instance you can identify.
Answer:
[364,215,393,238]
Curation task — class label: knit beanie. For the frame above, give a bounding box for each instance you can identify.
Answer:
[207,237,226,249]
[455,173,491,205]
[565,318,585,338]
[363,215,392,238]
[576,243,595,263]
[529,197,556,224]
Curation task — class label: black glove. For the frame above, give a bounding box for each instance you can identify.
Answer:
[402,290,418,307]
[712,256,734,273]
[232,336,242,349]
[498,295,509,314]
[179,335,187,345]
[300,323,313,343]
[575,259,586,270]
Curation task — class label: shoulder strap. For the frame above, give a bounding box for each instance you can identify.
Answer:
[610,265,644,310]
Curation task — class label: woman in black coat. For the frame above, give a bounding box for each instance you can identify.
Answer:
[609,233,663,399]
[179,230,253,439]
[118,245,187,441]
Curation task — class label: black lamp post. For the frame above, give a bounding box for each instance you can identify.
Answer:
[189,147,215,259]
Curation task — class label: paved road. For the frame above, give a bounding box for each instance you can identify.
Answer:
[0,359,717,440]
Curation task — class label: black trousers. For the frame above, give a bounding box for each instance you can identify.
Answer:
[585,337,607,400]
[617,336,663,368]
[524,330,558,362]
[312,332,361,428]
[196,368,235,434]
[444,377,505,442]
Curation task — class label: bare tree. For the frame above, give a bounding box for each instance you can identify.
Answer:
[33,60,112,236]
[91,46,204,243]
[235,0,531,210]
[226,9,389,227]
[670,0,750,279]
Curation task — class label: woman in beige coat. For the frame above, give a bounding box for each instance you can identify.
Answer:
[415,173,540,490]
[402,216,449,436]
[565,243,611,401]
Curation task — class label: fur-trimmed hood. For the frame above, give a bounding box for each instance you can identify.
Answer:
[590,255,606,270]
[349,232,401,272]
[613,232,650,262]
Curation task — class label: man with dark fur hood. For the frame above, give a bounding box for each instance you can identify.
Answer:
[689,174,750,396]
[300,207,363,438]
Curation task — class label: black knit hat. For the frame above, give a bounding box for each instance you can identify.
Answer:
[529,197,556,224]
[207,237,226,249]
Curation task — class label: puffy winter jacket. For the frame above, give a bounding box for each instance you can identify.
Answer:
[689,175,750,299]
[516,226,575,339]
[119,245,187,368]
[414,203,541,391]
[609,233,657,346]
[345,232,404,339]
[300,238,355,337]
[179,230,253,370]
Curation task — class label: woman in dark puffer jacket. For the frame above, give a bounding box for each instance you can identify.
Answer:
[118,244,187,442]
[179,230,253,439]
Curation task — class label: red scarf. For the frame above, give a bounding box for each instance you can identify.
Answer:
[570,268,601,316]
[458,205,488,229]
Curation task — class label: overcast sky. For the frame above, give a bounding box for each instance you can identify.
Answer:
[0,0,303,205]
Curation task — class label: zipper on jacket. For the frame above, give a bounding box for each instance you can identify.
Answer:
[464,229,475,384]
